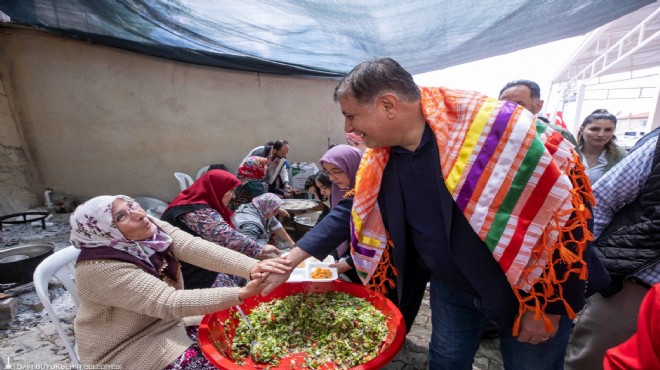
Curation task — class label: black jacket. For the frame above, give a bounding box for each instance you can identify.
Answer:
[595,134,660,297]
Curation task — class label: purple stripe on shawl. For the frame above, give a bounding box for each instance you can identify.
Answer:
[353,243,377,257]
[455,101,517,211]
[350,221,376,257]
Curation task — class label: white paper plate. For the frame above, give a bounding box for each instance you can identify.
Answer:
[304,262,338,282]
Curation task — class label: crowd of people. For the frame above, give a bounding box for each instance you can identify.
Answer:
[65,57,658,370]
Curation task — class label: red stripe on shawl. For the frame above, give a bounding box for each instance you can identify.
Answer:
[544,130,564,156]
[498,163,562,272]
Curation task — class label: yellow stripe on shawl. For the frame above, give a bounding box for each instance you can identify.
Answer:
[445,99,498,192]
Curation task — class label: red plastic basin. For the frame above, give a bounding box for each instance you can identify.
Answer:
[198,280,406,369]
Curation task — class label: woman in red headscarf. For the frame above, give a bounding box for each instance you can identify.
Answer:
[161,170,280,289]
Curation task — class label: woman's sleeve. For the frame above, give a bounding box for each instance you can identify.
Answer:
[76,260,242,319]
[179,208,264,258]
[152,218,257,279]
[236,221,268,245]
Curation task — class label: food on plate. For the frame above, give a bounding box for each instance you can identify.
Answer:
[310,267,332,279]
[231,292,388,369]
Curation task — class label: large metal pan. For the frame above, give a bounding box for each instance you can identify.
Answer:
[0,243,55,284]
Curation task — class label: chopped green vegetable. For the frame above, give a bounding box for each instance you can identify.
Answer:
[230,292,388,369]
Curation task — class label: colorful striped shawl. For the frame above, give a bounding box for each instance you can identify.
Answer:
[350,87,592,327]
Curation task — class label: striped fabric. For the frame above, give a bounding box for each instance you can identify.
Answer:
[350,86,588,295]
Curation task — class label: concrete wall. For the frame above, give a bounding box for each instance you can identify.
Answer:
[0,54,40,214]
[0,28,347,207]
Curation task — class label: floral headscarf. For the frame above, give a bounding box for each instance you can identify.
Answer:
[70,195,173,265]
[238,156,267,182]
[319,144,363,208]
[165,169,242,229]
[251,193,282,218]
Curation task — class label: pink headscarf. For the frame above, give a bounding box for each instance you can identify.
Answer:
[346,132,365,145]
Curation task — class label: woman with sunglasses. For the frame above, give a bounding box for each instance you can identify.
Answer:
[70,195,290,370]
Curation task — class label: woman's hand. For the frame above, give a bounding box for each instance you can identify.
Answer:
[329,258,352,274]
[238,278,267,301]
[250,257,292,280]
[257,244,281,260]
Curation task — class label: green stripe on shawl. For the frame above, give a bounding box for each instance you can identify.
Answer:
[484,138,545,251]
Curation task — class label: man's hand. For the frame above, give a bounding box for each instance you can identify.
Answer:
[283,183,293,193]
[260,246,311,295]
[516,311,560,345]
[249,256,291,279]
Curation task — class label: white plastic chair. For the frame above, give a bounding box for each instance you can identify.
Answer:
[33,246,81,364]
[174,172,194,191]
[195,165,210,180]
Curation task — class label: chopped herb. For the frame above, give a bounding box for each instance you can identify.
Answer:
[231,292,388,369]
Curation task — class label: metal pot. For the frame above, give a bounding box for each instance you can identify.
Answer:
[0,243,55,284]
[292,211,322,237]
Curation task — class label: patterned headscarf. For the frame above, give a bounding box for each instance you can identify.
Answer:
[165,169,242,229]
[69,195,173,265]
[320,144,363,208]
[251,193,282,218]
[238,156,267,182]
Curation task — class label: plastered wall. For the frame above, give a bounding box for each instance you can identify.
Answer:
[0,28,347,207]
[0,57,39,215]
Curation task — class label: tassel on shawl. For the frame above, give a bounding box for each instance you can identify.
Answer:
[511,152,594,335]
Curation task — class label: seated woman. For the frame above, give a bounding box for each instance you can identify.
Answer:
[71,195,290,370]
[234,193,296,251]
[229,156,268,211]
[161,170,280,289]
[317,144,363,283]
[577,109,627,184]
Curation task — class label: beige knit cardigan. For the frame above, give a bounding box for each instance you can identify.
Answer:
[74,218,258,370]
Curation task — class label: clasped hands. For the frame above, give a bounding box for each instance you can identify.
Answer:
[515,311,560,345]
[242,247,311,299]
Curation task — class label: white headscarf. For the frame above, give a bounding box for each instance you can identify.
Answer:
[69,195,172,265]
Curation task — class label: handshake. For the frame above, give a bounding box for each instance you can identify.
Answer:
[238,247,312,301]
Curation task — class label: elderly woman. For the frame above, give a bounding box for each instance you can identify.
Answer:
[578,109,627,184]
[234,193,296,250]
[230,156,268,210]
[71,195,290,370]
[161,170,280,289]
